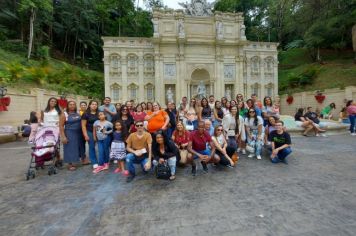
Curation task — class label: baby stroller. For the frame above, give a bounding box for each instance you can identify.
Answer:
[26,126,60,180]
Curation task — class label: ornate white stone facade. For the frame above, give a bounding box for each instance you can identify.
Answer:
[103,1,278,104]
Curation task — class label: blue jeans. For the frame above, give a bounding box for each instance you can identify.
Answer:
[97,136,111,165]
[349,115,356,133]
[126,153,149,176]
[87,131,97,165]
[247,130,264,156]
[193,149,211,160]
[276,147,292,160]
[153,156,177,175]
[227,136,238,150]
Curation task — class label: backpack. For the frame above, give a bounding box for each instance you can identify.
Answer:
[155,162,171,180]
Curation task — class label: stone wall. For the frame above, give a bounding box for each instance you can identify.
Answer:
[0,88,89,127]
[280,86,356,118]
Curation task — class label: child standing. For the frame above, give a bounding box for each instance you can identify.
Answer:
[93,111,113,174]
[111,121,129,175]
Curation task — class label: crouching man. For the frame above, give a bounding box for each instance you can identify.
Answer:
[270,120,292,164]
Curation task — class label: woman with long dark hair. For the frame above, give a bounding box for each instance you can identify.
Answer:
[112,105,135,133]
[346,100,356,135]
[81,100,99,169]
[213,100,224,127]
[59,101,82,171]
[199,97,212,121]
[152,130,178,180]
[222,105,245,156]
[244,108,264,160]
[262,96,279,126]
[41,97,62,127]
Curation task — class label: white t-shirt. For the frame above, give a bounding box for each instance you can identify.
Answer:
[213,134,225,147]
[43,109,59,127]
[244,116,263,130]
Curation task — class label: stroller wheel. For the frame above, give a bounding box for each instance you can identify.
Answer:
[53,168,57,174]
[30,170,36,179]
[48,170,52,175]
[26,174,30,181]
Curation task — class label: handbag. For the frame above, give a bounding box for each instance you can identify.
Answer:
[155,162,171,180]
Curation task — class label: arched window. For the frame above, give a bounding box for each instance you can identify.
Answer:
[265,57,274,73]
[128,83,139,100]
[109,54,121,75]
[251,83,260,97]
[145,83,155,101]
[127,54,138,75]
[251,56,260,74]
[265,83,274,97]
[110,83,121,101]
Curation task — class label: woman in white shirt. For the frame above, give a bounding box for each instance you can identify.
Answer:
[222,106,246,154]
[244,108,264,160]
[41,97,62,127]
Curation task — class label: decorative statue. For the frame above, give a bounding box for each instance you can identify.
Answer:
[178,19,185,37]
[225,87,231,101]
[196,81,206,99]
[166,87,174,103]
[240,23,246,39]
[178,0,214,17]
[216,21,223,39]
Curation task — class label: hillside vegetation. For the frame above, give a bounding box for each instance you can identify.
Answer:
[0,45,104,98]
[278,49,356,94]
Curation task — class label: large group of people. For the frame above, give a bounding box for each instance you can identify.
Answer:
[27,93,356,182]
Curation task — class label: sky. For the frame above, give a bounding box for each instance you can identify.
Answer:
[138,0,216,10]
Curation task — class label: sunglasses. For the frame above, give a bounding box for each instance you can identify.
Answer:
[217,129,223,131]
[249,111,255,113]
[135,124,143,127]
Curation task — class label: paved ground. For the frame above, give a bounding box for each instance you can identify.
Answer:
[0,134,355,236]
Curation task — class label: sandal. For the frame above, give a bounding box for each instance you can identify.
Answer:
[169,175,176,181]
[81,159,90,165]
[68,165,76,171]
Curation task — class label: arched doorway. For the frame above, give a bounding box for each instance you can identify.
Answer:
[189,68,212,99]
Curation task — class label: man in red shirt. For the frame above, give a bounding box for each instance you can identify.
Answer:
[188,121,216,175]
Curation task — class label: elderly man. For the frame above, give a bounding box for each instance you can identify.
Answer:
[188,121,216,175]
[204,119,214,136]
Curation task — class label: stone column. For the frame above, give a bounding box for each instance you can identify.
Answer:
[138,52,144,102]
[274,61,279,96]
[103,53,111,98]
[246,58,251,98]
[260,59,265,99]
[154,54,162,104]
[236,56,244,96]
[121,51,128,102]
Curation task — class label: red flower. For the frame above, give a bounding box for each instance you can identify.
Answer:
[286,95,294,105]
[0,97,11,111]
[58,98,68,109]
[315,95,325,104]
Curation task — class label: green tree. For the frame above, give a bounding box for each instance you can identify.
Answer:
[18,0,53,59]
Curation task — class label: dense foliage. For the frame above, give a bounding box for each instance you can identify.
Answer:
[0,0,355,97]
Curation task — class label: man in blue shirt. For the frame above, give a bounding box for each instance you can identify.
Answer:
[98,97,117,122]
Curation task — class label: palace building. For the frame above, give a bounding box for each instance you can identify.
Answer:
[102,0,278,105]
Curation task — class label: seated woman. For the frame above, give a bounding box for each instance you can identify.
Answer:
[152,130,178,180]
[321,103,336,119]
[295,108,324,136]
[338,107,350,124]
[172,121,193,165]
[211,125,235,167]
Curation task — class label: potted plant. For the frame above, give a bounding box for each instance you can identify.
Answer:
[314,90,326,103]
[286,94,294,105]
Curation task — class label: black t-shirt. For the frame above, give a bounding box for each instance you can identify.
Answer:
[81,112,98,132]
[270,130,291,149]
[304,111,320,124]
[294,113,303,121]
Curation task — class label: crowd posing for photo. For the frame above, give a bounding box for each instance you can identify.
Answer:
[26,94,298,183]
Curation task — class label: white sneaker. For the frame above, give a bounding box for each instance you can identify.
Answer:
[257,155,262,160]
[242,149,246,155]
[320,133,327,137]
[248,154,255,158]
[351,133,356,136]
[93,164,98,169]
[316,134,320,137]
[237,148,241,153]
